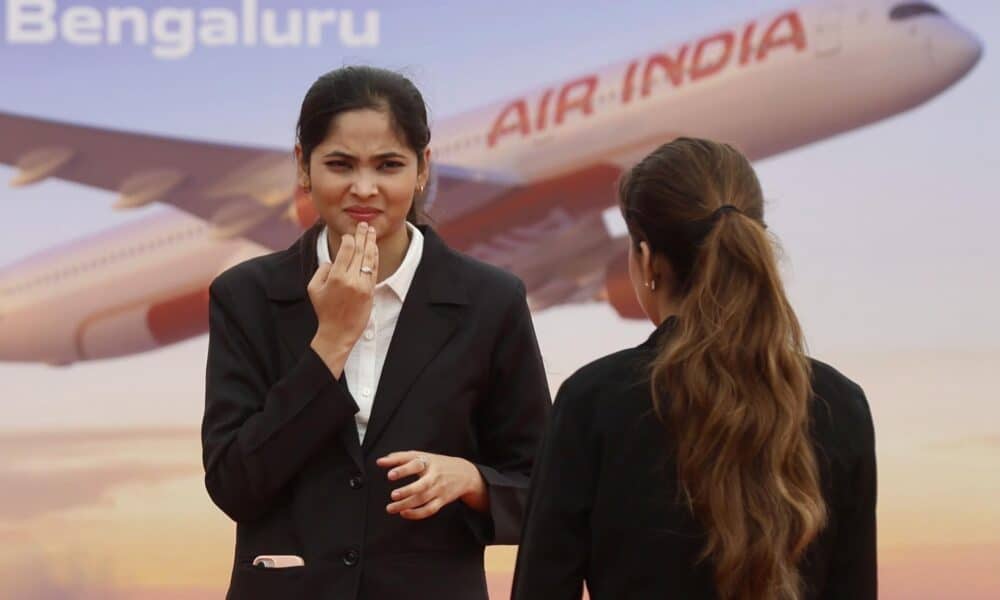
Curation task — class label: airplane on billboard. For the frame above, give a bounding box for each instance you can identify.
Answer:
[0,0,982,365]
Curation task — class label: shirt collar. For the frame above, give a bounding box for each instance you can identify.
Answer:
[316,222,424,303]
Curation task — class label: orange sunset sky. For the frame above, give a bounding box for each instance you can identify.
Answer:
[1,310,998,599]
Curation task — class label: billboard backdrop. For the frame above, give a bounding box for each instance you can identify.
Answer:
[1,1,998,598]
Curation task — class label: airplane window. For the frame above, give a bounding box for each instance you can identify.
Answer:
[890,3,942,20]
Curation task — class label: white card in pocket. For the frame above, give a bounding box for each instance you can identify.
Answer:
[253,554,305,568]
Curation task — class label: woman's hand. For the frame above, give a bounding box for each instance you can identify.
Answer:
[309,221,378,377]
[376,451,489,520]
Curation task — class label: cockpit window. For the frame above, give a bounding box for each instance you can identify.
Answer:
[890,3,943,20]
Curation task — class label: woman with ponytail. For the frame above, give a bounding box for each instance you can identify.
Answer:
[512,138,876,600]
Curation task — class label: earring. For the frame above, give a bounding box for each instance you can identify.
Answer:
[416,183,425,194]
[649,279,657,291]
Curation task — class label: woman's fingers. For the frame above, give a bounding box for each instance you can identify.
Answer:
[331,233,355,274]
[308,263,332,291]
[400,499,444,520]
[389,472,431,501]
[385,456,429,482]
[377,452,461,520]
[377,451,420,469]
[361,225,378,284]
[386,485,433,514]
[348,222,368,275]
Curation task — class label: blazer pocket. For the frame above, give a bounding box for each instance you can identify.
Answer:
[229,561,309,600]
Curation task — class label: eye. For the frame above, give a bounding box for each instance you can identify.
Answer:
[325,160,351,170]
[379,160,405,170]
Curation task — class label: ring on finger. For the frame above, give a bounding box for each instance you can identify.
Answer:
[416,456,429,471]
[360,266,374,275]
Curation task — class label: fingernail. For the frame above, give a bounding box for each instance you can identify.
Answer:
[388,470,397,480]
[391,491,400,499]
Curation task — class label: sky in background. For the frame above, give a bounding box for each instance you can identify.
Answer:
[0,0,998,598]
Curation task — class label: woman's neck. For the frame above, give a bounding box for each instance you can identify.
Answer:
[651,293,680,327]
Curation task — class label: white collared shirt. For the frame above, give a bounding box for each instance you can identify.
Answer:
[317,222,424,442]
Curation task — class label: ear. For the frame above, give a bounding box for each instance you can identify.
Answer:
[417,147,432,188]
[294,144,309,188]
[638,240,656,285]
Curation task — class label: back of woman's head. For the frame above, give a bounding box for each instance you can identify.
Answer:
[618,137,826,600]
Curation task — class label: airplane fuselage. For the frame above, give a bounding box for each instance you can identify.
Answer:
[0,0,982,364]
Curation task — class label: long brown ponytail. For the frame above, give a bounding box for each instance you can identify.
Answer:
[618,138,826,600]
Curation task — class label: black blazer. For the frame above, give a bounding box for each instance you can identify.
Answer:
[512,319,877,600]
[201,224,551,600]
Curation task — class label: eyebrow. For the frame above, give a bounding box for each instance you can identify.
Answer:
[321,150,408,160]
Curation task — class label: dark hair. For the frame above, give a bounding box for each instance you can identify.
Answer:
[296,65,431,224]
[618,137,826,600]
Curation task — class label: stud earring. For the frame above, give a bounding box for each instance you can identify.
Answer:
[649,279,657,291]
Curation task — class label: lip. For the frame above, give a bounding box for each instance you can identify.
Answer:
[344,207,382,222]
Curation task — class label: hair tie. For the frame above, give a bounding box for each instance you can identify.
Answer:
[712,204,741,219]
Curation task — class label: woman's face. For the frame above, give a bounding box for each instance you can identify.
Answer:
[298,108,428,242]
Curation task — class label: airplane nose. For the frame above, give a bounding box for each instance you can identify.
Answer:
[932,25,983,76]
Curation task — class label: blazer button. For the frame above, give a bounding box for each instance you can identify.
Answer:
[349,475,364,490]
[343,548,360,567]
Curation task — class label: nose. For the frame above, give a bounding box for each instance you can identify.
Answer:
[351,173,379,198]
[931,24,983,76]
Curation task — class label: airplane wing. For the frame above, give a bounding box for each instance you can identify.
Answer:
[1,111,637,315]
[0,110,307,248]
[0,111,519,250]
[434,163,643,317]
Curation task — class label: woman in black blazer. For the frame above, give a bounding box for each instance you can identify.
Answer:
[201,66,550,600]
[513,138,876,600]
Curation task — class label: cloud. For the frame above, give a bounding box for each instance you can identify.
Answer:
[0,554,124,600]
[0,462,200,520]
[0,427,197,460]
[0,427,201,521]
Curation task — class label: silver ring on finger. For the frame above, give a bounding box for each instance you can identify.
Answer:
[416,456,429,472]
[360,266,374,275]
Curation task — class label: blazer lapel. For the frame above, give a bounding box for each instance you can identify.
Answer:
[267,222,364,471]
[362,227,468,454]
